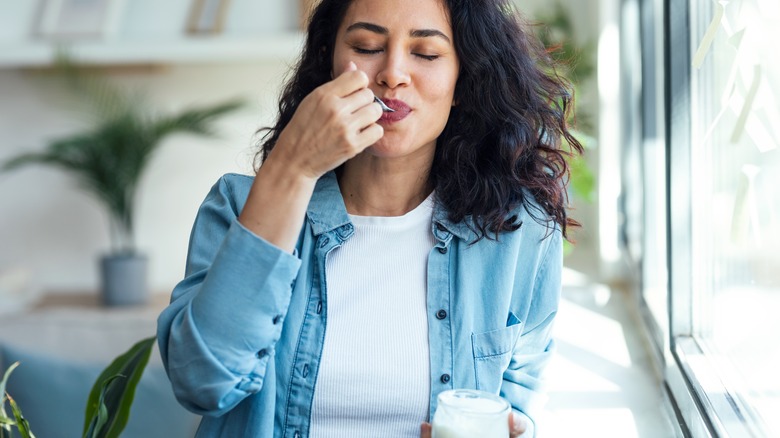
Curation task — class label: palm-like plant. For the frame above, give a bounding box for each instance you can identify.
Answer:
[1,61,244,254]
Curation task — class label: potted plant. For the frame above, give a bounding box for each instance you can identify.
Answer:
[1,61,243,306]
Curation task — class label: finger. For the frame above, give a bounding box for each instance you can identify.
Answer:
[420,422,432,438]
[327,68,370,98]
[509,411,527,437]
[341,87,377,114]
[356,123,384,148]
[349,99,384,130]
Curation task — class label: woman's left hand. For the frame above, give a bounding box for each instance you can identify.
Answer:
[419,411,527,437]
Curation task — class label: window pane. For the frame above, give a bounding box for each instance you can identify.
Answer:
[690,0,780,434]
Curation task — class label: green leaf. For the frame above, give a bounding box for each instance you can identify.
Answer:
[83,336,156,438]
[0,404,11,438]
[563,239,574,257]
[8,395,35,438]
[0,424,12,438]
[84,375,124,438]
[0,362,20,425]
[0,407,16,438]
[152,99,245,139]
[569,153,596,203]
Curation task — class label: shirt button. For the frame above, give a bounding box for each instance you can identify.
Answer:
[440,373,451,384]
[436,309,447,320]
[302,364,310,378]
[272,314,283,325]
[438,246,448,254]
[256,349,268,359]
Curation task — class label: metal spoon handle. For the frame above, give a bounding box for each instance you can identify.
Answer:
[374,95,395,112]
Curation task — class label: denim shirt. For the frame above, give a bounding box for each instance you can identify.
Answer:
[157,172,561,438]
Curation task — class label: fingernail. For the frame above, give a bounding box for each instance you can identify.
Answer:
[347,61,357,71]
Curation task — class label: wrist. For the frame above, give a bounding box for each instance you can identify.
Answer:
[270,131,324,182]
[239,152,317,253]
[260,145,319,191]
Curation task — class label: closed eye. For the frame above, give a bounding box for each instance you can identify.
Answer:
[353,47,382,55]
[352,46,439,61]
[415,54,439,61]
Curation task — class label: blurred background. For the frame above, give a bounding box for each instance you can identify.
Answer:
[0,0,777,437]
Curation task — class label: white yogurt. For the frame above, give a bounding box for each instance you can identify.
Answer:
[431,389,511,438]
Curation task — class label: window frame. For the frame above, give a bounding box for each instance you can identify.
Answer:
[655,0,772,436]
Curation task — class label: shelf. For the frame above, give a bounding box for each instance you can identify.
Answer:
[0,33,306,68]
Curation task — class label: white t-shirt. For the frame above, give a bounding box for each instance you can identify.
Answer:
[309,194,436,438]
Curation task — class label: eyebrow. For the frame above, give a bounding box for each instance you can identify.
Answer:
[345,22,451,43]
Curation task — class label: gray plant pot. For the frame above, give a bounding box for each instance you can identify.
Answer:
[100,253,148,306]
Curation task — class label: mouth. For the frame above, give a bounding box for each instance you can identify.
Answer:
[378,99,411,123]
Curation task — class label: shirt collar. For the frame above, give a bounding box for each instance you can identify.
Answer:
[306,171,478,243]
[431,207,479,243]
[305,172,352,236]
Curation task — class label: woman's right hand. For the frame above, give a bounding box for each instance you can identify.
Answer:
[271,61,384,180]
[239,62,382,252]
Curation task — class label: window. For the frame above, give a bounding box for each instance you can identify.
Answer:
[630,0,780,435]
[687,0,780,435]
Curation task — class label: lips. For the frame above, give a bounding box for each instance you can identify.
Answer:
[379,98,411,123]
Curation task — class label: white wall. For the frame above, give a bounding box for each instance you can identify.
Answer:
[0,62,290,295]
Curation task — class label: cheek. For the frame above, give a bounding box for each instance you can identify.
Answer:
[427,84,457,113]
[424,71,458,106]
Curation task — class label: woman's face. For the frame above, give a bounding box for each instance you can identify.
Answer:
[332,0,459,161]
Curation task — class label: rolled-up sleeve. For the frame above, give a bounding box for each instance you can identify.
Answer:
[157,175,301,416]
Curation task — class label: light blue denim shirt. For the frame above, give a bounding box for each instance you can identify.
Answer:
[157,172,561,437]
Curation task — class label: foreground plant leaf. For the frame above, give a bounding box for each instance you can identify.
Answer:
[0,396,11,438]
[85,374,125,438]
[8,394,34,438]
[82,336,156,438]
[0,361,20,438]
[0,410,16,438]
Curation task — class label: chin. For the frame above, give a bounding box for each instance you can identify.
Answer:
[366,135,435,160]
[365,144,408,158]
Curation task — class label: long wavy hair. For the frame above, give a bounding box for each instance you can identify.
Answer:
[257,0,583,240]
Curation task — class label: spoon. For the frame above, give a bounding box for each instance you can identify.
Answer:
[374,95,395,112]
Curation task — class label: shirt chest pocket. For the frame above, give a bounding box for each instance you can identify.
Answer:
[471,313,524,393]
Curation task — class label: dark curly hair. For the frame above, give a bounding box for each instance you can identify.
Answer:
[257,0,583,240]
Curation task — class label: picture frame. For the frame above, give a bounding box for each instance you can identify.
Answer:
[186,0,232,35]
[36,0,124,40]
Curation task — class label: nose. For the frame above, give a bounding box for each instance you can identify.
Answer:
[375,49,411,89]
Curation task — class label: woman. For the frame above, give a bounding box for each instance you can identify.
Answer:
[157,0,581,436]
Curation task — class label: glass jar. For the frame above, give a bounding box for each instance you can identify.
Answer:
[431,389,511,438]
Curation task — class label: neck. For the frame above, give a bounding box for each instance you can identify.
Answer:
[338,152,434,217]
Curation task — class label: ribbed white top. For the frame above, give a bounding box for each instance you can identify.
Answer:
[309,194,435,438]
